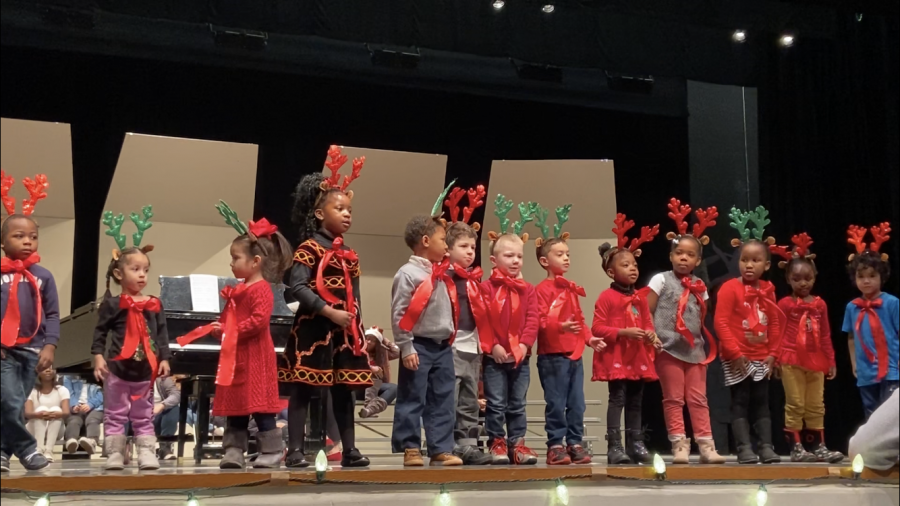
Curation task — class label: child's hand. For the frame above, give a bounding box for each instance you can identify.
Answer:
[763,355,776,378]
[589,337,606,353]
[94,354,109,382]
[371,365,384,379]
[732,356,750,375]
[37,345,55,372]
[403,353,420,371]
[478,399,487,411]
[158,360,171,377]
[644,332,663,350]
[518,343,528,360]
[619,328,646,341]
[491,345,509,363]
[772,365,782,380]
[851,363,857,378]
[210,322,223,339]
[561,319,582,334]
[827,367,837,380]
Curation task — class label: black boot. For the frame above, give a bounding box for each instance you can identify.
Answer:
[285,437,309,468]
[804,429,844,464]
[625,429,653,465]
[785,429,816,463]
[606,429,632,465]
[732,418,757,464]
[340,448,370,468]
[753,419,781,464]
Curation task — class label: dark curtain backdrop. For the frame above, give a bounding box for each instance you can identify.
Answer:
[758,14,900,454]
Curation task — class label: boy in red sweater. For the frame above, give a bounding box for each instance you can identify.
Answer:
[481,196,539,465]
[714,206,784,465]
[532,203,604,465]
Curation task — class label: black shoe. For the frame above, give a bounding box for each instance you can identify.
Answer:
[284,449,309,468]
[804,429,844,464]
[1,453,9,472]
[453,445,493,466]
[340,448,370,468]
[21,451,49,471]
[625,429,653,465]
[606,429,632,465]
[753,419,781,464]
[732,418,758,464]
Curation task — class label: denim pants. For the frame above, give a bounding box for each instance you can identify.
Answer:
[154,405,180,436]
[1,347,39,458]
[483,355,530,443]
[859,380,900,420]
[537,354,585,448]
[391,338,455,456]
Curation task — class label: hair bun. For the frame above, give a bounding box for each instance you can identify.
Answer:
[598,242,613,257]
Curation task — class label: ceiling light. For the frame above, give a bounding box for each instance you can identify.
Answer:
[492,0,505,9]
[542,4,555,13]
[780,34,795,47]
[732,30,747,43]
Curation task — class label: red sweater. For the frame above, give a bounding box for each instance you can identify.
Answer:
[591,286,658,381]
[714,278,785,362]
[777,296,835,373]
[212,281,285,417]
[536,276,591,358]
[481,272,539,355]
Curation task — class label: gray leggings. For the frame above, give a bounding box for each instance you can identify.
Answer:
[64,410,104,440]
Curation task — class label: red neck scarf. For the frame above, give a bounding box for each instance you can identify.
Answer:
[620,291,646,365]
[853,297,889,382]
[399,258,459,344]
[453,265,492,350]
[489,269,529,364]
[1,253,42,348]
[176,284,246,386]
[547,275,587,361]
[794,298,821,351]
[114,295,161,400]
[316,237,362,355]
[675,276,717,364]
[744,281,777,334]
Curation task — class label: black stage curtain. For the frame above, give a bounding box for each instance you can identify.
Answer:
[758,14,899,453]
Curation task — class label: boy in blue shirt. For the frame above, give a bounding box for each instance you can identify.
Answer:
[843,223,899,419]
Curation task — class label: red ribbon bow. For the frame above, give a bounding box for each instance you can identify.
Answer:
[489,269,529,365]
[316,238,363,355]
[113,295,161,400]
[548,276,588,361]
[400,259,459,344]
[744,283,777,335]
[619,291,647,366]
[453,265,493,350]
[248,218,278,239]
[793,299,828,372]
[675,277,717,365]
[853,297,889,382]
[176,285,245,386]
[1,253,43,348]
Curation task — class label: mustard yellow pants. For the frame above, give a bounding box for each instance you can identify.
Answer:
[781,365,825,430]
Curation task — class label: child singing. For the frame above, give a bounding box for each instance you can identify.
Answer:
[645,199,725,464]
[92,205,171,471]
[592,214,660,465]
[714,206,783,465]
[1,172,58,473]
[770,233,842,463]
[280,147,372,468]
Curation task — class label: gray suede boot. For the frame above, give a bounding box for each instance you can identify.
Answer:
[252,429,284,469]
[104,435,127,471]
[219,428,249,469]
[136,435,160,470]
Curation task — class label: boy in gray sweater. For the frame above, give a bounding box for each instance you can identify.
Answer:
[390,215,463,467]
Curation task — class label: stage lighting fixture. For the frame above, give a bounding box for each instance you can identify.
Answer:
[732,30,747,43]
[652,453,667,480]
[756,485,768,506]
[186,494,200,506]
[33,495,50,506]
[852,454,865,478]
[780,34,795,47]
[542,4,555,13]
[439,485,452,506]
[555,479,570,506]
[493,0,505,9]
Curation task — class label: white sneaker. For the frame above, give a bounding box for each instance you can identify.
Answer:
[78,437,97,455]
[42,449,55,463]
[66,438,80,454]
[213,427,224,437]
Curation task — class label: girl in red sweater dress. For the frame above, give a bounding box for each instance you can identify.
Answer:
[714,206,784,465]
[770,233,843,463]
[592,214,661,465]
[178,203,292,469]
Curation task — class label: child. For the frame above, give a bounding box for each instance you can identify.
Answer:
[714,206,783,465]
[770,233,843,463]
[178,205,292,469]
[646,199,725,464]
[532,203,603,465]
[280,147,372,468]
[480,196,539,466]
[1,171,58,473]
[359,326,400,419]
[63,375,104,455]
[843,223,899,419]
[92,205,171,471]
[25,367,70,462]
[391,184,461,467]
[440,185,493,465]
[592,214,661,465]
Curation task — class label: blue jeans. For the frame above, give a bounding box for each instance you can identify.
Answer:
[483,355,530,443]
[379,383,398,405]
[538,354,585,448]
[859,380,900,420]
[154,405,180,436]
[1,347,40,458]
[391,338,455,456]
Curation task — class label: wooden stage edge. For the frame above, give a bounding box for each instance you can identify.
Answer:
[2,465,898,494]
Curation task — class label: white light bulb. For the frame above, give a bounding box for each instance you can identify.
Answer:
[439,486,452,506]
[756,485,768,506]
[555,480,570,506]
[493,0,505,9]
[542,4,555,13]
[852,454,865,474]
[34,496,50,506]
[187,498,200,506]
[732,30,747,43]
[653,453,667,475]
[315,449,328,473]
[780,35,795,47]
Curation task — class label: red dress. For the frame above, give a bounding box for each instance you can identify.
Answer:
[591,286,658,382]
[213,281,284,416]
[777,296,835,374]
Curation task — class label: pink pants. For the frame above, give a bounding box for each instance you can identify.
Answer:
[104,372,154,436]
[655,352,712,440]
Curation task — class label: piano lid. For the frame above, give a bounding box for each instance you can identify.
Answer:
[158,275,293,317]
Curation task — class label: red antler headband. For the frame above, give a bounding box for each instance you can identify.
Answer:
[444,185,486,231]
[609,213,659,257]
[1,170,49,217]
[320,145,365,199]
[769,232,816,269]
[847,222,891,262]
[665,198,718,246]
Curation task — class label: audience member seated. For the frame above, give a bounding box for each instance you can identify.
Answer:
[153,376,180,459]
[359,327,400,419]
[62,375,104,455]
[25,368,70,462]
[850,389,900,471]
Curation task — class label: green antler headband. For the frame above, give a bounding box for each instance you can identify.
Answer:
[512,201,539,236]
[531,203,573,243]
[729,205,773,248]
[493,194,515,234]
[130,205,154,247]
[431,179,457,217]
[103,204,155,251]
[215,200,248,235]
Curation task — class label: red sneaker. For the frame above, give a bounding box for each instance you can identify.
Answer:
[511,439,538,465]
[567,444,592,465]
[546,446,572,466]
[489,439,510,465]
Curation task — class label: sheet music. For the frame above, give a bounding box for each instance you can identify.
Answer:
[189,274,221,313]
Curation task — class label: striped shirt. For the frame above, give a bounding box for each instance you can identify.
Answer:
[722,359,769,386]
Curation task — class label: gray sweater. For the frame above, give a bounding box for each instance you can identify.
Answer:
[849,388,899,471]
[391,257,456,358]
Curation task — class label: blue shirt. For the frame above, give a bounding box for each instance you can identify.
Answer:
[63,376,104,412]
[843,293,900,387]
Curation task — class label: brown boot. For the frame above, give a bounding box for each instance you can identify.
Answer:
[429,452,463,466]
[697,438,726,464]
[403,448,424,467]
[671,437,691,465]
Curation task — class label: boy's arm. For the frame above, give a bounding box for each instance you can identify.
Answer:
[520,286,539,348]
[41,272,61,347]
[481,280,500,349]
[842,305,857,376]
[536,284,555,333]
[391,271,417,358]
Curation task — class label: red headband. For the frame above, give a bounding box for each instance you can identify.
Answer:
[248,218,278,239]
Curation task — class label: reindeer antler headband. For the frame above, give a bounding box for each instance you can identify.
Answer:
[319,145,364,202]
[847,222,891,262]
[728,206,775,248]
[103,205,155,260]
[486,194,539,243]
[769,233,816,269]
[215,199,280,242]
[441,183,487,231]
[533,202,573,248]
[600,213,659,272]
[1,170,49,218]
[665,198,718,246]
